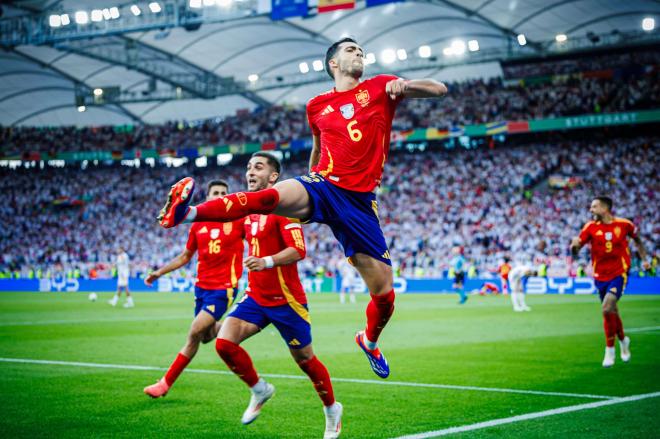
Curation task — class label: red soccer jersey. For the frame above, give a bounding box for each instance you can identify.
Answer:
[498,263,511,280]
[579,217,638,281]
[186,220,245,290]
[244,214,307,307]
[307,74,403,192]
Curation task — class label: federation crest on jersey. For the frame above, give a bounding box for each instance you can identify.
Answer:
[355,89,370,107]
[605,232,613,241]
[210,228,220,239]
[614,226,621,238]
[340,103,354,119]
[223,222,233,235]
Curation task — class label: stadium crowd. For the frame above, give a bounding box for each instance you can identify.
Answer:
[1,51,658,157]
[1,136,658,280]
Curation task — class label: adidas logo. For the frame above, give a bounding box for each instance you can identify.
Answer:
[288,338,301,346]
[321,105,334,116]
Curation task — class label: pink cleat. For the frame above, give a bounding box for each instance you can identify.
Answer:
[144,378,170,398]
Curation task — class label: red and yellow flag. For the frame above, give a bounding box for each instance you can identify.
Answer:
[318,0,355,13]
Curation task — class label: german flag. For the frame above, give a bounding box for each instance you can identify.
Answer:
[318,0,355,13]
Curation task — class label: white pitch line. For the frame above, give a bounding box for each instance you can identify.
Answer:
[625,326,660,333]
[392,391,660,439]
[0,315,188,327]
[0,357,615,400]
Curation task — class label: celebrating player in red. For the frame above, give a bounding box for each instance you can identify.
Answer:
[570,196,650,368]
[158,38,447,378]
[214,153,342,438]
[143,180,245,397]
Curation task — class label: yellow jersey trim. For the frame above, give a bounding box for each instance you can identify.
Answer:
[277,267,310,323]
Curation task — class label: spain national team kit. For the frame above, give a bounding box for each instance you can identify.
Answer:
[578,217,638,301]
[299,74,402,265]
[186,219,245,319]
[228,214,311,348]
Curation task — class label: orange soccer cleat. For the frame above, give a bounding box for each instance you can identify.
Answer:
[157,177,195,228]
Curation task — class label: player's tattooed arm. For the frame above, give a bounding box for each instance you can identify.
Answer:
[569,236,583,257]
[309,135,321,172]
[145,249,194,286]
[244,248,302,272]
[386,78,447,99]
[632,235,650,269]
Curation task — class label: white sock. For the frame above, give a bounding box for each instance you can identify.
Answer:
[339,292,346,304]
[349,294,356,304]
[127,296,134,304]
[324,402,340,413]
[518,293,528,308]
[510,293,519,310]
[363,333,377,350]
[251,378,267,394]
[184,206,197,223]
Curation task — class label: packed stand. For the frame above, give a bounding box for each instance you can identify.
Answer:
[1,136,658,281]
[2,51,658,157]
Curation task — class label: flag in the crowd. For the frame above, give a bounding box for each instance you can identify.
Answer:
[318,0,355,13]
[271,0,308,20]
[366,0,403,7]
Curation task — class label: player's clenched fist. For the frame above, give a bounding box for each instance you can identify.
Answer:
[245,256,266,272]
[385,78,408,99]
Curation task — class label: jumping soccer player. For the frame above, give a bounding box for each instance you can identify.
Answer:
[214,153,342,438]
[143,180,245,397]
[157,38,447,378]
[570,196,650,367]
[109,247,133,308]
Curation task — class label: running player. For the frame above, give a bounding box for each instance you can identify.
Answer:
[109,247,133,308]
[498,257,512,295]
[338,257,358,304]
[570,196,650,367]
[157,38,447,378]
[214,153,342,438]
[143,180,244,397]
[507,264,535,312]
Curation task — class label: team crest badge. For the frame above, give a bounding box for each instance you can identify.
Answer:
[355,89,370,107]
[340,103,354,119]
[236,192,248,206]
[223,222,233,235]
[210,229,220,239]
[605,232,612,241]
[614,226,621,238]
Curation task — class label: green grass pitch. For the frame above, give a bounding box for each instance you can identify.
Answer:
[1,292,658,438]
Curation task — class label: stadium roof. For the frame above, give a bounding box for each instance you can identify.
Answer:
[1,0,658,126]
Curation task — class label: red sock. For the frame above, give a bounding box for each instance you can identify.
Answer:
[164,353,191,386]
[216,338,259,387]
[195,189,279,222]
[614,313,625,340]
[297,356,335,406]
[365,289,395,344]
[603,313,617,348]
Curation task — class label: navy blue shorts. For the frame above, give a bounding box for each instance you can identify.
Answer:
[194,286,235,321]
[227,295,311,349]
[295,173,391,266]
[594,275,627,302]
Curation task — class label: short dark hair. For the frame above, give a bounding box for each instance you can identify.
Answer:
[594,196,613,211]
[251,152,281,175]
[325,37,358,79]
[207,179,229,195]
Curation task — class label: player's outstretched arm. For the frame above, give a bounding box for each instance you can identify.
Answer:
[570,236,583,258]
[145,249,194,286]
[244,248,302,272]
[632,235,650,270]
[386,78,447,99]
